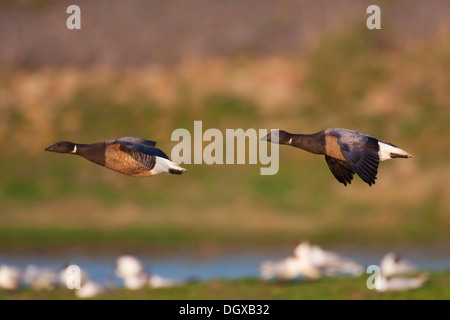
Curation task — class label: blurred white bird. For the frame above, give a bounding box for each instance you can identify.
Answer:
[380,252,417,277]
[260,254,322,280]
[260,253,321,280]
[75,279,106,298]
[123,272,149,290]
[59,264,107,298]
[23,265,59,291]
[372,251,428,292]
[115,255,185,290]
[59,264,89,289]
[115,255,145,278]
[115,255,148,290]
[374,273,429,292]
[0,264,22,291]
[260,241,365,281]
[293,241,365,277]
[148,274,185,288]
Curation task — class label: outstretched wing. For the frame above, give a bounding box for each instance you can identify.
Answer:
[108,137,170,160]
[330,131,380,186]
[325,155,355,186]
[116,137,157,147]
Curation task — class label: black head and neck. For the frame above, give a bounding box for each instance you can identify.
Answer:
[45,140,106,166]
[260,130,294,145]
[261,129,325,155]
[45,141,78,154]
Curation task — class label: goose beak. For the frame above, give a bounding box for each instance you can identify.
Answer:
[44,145,54,151]
[260,133,270,141]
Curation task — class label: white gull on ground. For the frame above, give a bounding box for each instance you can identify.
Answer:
[0,264,22,291]
[116,255,185,290]
[380,252,417,277]
[23,265,59,291]
[293,241,365,277]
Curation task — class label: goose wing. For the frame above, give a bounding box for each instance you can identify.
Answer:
[325,155,355,186]
[109,137,170,160]
[330,130,380,186]
[116,137,157,147]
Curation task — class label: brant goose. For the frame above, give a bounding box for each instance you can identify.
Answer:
[45,137,187,177]
[261,128,412,186]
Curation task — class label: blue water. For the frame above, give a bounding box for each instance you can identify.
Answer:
[1,245,449,286]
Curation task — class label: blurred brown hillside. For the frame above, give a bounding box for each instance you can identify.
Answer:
[1,0,450,68]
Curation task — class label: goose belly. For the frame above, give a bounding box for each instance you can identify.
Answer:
[105,157,155,177]
[104,147,156,177]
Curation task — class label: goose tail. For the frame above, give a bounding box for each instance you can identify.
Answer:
[378,141,413,161]
[152,157,187,175]
[167,160,187,175]
[168,166,187,175]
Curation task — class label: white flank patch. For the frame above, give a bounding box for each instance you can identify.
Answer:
[378,142,409,161]
[151,157,186,175]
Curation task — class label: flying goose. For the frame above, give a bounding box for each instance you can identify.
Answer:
[45,137,187,177]
[261,128,412,186]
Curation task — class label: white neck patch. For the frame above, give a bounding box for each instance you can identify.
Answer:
[71,145,77,154]
[287,137,293,145]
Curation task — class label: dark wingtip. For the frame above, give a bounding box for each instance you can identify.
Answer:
[169,168,187,175]
[390,152,413,159]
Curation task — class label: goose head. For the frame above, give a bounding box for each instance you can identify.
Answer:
[45,141,77,154]
[260,130,293,145]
